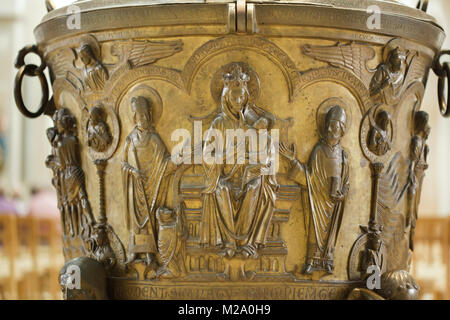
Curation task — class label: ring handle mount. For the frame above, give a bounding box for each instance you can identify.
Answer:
[433,50,450,118]
[13,45,52,119]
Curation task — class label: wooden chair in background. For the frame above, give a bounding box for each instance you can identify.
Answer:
[35,217,62,300]
[0,214,18,299]
[16,216,38,299]
[413,217,450,299]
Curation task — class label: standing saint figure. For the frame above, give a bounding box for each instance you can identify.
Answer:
[48,108,95,237]
[200,63,278,259]
[280,105,350,274]
[122,96,175,266]
[406,110,430,251]
[46,119,64,230]
[78,44,109,92]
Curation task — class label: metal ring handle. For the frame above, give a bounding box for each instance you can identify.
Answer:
[433,50,450,118]
[433,50,450,77]
[14,64,49,118]
[15,45,46,75]
[437,62,450,118]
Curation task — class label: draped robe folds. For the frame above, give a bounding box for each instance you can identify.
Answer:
[409,135,428,226]
[87,122,112,152]
[123,127,171,254]
[289,140,349,267]
[368,125,390,156]
[83,62,108,92]
[369,64,404,105]
[199,104,278,251]
[56,134,93,235]
[156,210,185,278]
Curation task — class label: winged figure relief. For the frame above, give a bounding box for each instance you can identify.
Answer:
[301,42,428,105]
[302,42,376,87]
[376,152,410,271]
[401,51,428,91]
[47,47,78,80]
[112,39,183,68]
[369,49,428,105]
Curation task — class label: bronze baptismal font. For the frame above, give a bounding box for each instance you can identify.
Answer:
[13,0,450,300]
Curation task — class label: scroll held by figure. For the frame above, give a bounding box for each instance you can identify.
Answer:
[45,108,95,239]
[122,94,178,271]
[280,102,350,274]
[199,62,279,259]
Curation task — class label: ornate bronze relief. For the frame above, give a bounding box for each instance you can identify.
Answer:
[45,108,95,257]
[281,99,350,275]
[302,39,427,107]
[87,105,113,153]
[112,39,183,69]
[77,36,109,93]
[406,110,430,251]
[14,0,450,300]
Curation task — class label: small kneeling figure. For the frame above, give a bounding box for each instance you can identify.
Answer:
[153,206,187,279]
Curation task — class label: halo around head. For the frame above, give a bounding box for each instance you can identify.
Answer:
[210,62,260,105]
[316,97,351,139]
[78,34,102,60]
[126,84,163,126]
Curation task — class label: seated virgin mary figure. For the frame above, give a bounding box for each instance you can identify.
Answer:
[199,64,279,259]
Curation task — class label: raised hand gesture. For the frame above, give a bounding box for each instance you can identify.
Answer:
[279,142,297,161]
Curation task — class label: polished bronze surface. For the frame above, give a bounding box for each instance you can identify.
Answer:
[13,0,450,299]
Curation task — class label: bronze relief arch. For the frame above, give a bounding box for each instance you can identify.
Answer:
[182,35,302,102]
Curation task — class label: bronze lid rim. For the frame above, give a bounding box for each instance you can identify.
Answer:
[34,1,445,52]
[40,0,442,26]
